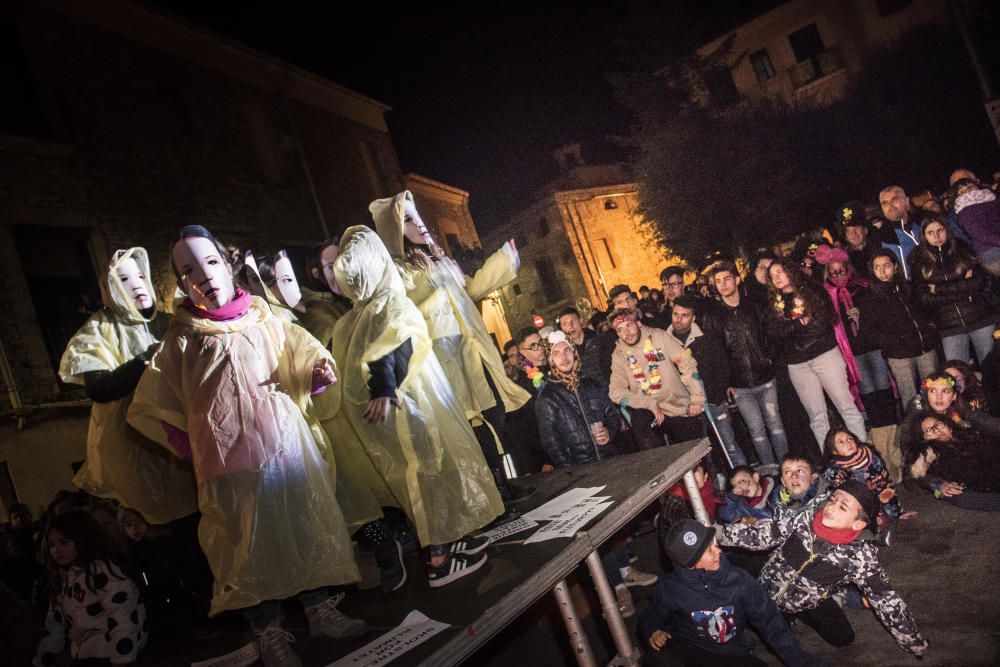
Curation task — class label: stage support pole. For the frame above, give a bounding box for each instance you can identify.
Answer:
[552,578,598,667]
[583,551,641,666]
[683,469,711,526]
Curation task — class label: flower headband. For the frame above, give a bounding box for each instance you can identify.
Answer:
[921,375,956,393]
[611,311,638,328]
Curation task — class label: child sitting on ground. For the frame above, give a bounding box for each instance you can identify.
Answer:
[821,429,916,531]
[719,466,775,525]
[638,519,818,666]
[664,460,722,523]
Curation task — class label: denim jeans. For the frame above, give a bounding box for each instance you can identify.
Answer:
[853,349,891,395]
[941,323,997,365]
[706,402,746,467]
[242,588,329,630]
[787,348,868,450]
[732,379,788,467]
[886,350,939,407]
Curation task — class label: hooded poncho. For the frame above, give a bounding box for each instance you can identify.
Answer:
[331,226,503,546]
[370,192,530,421]
[58,247,197,524]
[127,291,359,614]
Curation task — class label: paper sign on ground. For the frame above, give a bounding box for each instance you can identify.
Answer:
[523,486,606,520]
[327,610,449,667]
[480,516,538,543]
[523,500,615,544]
[190,641,259,667]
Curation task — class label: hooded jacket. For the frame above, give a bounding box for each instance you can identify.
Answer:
[721,492,928,657]
[637,556,816,666]
[609,325,705,416]
[58,248,197,524]
[719,476,776,524]
[910,242,997,336]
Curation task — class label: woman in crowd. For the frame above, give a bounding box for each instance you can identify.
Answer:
[943,358,995,415]
[909,414,1000,511]
[910,215,997,364]
[766,257,867,451]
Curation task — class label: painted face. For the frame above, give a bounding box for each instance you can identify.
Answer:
[172,236,235,310]
[613,318,641,346]
[926,383,955,413]
[273,255,302,308]
[879,187,910,222]
[872,255,896,283]
[662,275,684,301]
[832,431,858,457]
[780,459,816,495]
[923,221,948,248]
[115,256,153,310]
[319,244,342,296]
[712,271,739,298]
[729,470,762,498]
[519,333,546,365]
[549,342,576,373]
[768,263,791,292]
[403,201,432,245]
[559,313,583,343]
[844,225,867,249]
[820,490,865,531]
[612,291,637,312]
[921,416,952,442]
[120,512,148,543]
[692,539,721,572]
[48,529,78,567]
[671,305,695,334]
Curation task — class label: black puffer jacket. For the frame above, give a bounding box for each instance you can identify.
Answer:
[715,297,775,388]
[911,243,997,336]
[767,288,837,365]
[535,377,621,467]
[857,279,939,359]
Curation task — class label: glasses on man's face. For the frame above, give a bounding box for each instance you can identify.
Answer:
[922,421,946,438]
[521,342,542,351]
[829,268,848,277]
[665,281,683,288]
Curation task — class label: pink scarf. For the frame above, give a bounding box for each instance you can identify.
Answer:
[182,288,252,321]
[823,279,864,411]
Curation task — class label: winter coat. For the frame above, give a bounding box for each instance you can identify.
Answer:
[955,190,1000,257]
[768,478,828,518]
[720,492,928,656]
[823,444,901,520]
[767,289,838,365]
[636,556,816,666]
[720,477,776,524]
[715,297,775,389]
[872,218,922,281]
[535,377,621,468]
[911,243,997,336]
[856,280,939,359]
[667,323,731,405]
[908,430,1000,493]
[609,325,705,416]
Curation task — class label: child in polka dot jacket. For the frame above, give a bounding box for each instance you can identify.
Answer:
[34,510,147,666]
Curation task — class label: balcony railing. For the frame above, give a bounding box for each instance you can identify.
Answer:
[788,48,844,89]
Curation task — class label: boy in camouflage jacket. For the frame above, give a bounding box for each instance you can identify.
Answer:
[718,480,928,657]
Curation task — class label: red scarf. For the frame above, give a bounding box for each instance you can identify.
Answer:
[182,288,252,321]
[811,511,860,545]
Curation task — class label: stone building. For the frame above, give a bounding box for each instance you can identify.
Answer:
[698,0,947,107]
[0,0,409,514]
[484,153,676,334]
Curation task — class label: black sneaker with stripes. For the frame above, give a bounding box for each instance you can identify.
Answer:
[448,534,490,555]
[426,551,488,588]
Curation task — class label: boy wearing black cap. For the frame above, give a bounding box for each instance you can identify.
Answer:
[719,480,928,657]
[637,519,817,666]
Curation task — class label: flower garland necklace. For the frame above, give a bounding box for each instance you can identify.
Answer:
[627,336,664,395]
[522,360,546,390]
[774,292,806,320]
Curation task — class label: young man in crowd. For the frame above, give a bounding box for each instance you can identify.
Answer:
[710,263,788,475]
[719,481,928,658]
[609,283,670,330]
[558,306,606,387]
[608,308,705,448]
[639,519,818,666]
[836,201,879,276]
[659,266,687,311]
[667,295,746,468]
[873,185,922,280]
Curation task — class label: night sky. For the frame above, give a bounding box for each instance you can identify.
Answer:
[149,1,780,237]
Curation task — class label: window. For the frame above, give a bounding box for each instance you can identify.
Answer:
[595,239,617,270]
[538,217,550,236]
[750,49,777,85]
[445,233,461,254]
[705,68,740,107]
[876,0,912,17]
[788,24,825,63]
[535,261,565,300]
[512,283,522,297]
[604,199,618,210]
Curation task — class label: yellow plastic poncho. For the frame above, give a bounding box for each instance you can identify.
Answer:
[332,226,503,546]
[298,286,350,351]
[371,192,529,421]
[127,293,359,615]
[58,248,197,524]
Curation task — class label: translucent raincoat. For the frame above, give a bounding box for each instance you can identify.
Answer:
[127,295,359,615]
[58,248,197,524]
[332,226,503,546]
[371,192,530,420]
[298,286,350,351]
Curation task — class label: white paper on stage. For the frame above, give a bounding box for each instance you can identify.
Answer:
[523,486,607,520]
[327,610,449,667]
[523,500,615,544]
[480,516,539,543]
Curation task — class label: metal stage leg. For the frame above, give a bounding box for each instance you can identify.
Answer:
[683,469,711,526]
[583,551,642,666]
[552,578,598,667]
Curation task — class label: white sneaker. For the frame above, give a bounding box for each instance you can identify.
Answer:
[305,593,368,641]
[254,623,303,667]
[623,566,658,587]
[615,585,635,618]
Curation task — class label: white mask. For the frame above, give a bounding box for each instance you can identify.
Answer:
[172,236,235,310]
[273,255,302,308]
[402,200,432,245]
[117,256,153,310]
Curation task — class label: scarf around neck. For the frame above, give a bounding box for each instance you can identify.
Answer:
[812,511,861,545]
[182,288,252,321]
